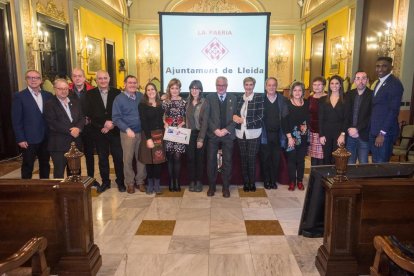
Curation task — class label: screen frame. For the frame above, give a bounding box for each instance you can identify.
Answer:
[159,12,271,94]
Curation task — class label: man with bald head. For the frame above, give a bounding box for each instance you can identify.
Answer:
[85,70,125,192]
[44,78,84,178]
[12,70,53,179]
[69,68,98,186]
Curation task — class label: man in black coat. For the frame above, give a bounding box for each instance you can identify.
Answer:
[85,70,125,192]
[44,78,84,178]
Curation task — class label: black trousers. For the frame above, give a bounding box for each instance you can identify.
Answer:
[82,125,96,179]
[21,140,50,179]
[238,137,260,184]
[322,134,339,165]
[95,132,124,187]
[287,142,307,183]
[146,164,162,179]
[260,131,281,184]
[186,130,205,182]
[207,135,234,189]
[50,151,67,178]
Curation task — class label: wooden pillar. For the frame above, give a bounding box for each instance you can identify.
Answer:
[315,177,360,276]
[56,176,102,276]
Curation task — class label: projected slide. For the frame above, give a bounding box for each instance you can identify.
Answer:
[160,13,270,93]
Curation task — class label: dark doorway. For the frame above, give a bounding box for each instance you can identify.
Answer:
[37,13,71,81]
[0,3,18,159]
[310,22,327,84]
[105,39,116,88]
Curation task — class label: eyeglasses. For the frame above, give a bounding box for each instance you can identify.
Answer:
[26,76,41,81]
[216,84,227,87]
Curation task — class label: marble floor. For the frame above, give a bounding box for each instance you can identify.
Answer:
[0,156,323,276]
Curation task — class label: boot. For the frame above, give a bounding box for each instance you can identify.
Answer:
[195,180,203,192]
[169,178,174,192]
[250,183,256,192]
[154,178,162,195]
[146,178,154,195]
[175,178,181,192]
[189,181,195,192]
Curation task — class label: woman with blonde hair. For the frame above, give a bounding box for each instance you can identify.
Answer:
[162,78,186,192]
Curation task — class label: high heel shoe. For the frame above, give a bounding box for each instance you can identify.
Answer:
[288,182,295,191]
[250,183,256,192]
[297,181,304,190]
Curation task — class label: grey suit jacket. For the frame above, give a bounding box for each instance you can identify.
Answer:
[206,93,237,140]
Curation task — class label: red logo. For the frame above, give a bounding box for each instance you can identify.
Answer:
[202,38,228,64]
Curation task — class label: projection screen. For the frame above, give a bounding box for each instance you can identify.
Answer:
[159,12,270,93]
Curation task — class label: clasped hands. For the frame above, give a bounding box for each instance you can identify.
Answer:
[101,120,114,134]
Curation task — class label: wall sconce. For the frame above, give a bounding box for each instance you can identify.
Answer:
[27,22,52,56]
[270,44,289,66]
[138,38,159,81]
[366,22,402,57]
[334,37,352,62]
[77,37,94,63]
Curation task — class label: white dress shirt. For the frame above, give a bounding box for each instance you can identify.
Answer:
[28,87,43,113]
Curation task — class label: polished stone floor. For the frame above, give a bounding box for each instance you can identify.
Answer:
[0,156,323,276]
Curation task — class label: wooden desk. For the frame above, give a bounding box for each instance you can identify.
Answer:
[315,166,414,275]
[0,177,101,275]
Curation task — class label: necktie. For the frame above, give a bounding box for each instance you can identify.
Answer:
[220,95,224,103]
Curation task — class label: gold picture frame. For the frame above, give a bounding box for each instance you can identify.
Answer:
[87,36,102,74]
[330,37,341,74]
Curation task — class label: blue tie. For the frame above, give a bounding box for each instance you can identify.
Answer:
[220,95,224,102]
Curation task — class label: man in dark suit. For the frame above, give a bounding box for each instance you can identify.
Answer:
[11,70,53,179]
[68,68,98,186]
[206,76,237,198]
[346,71,372,164]
[370,57,404,163]
[85,70,125,192]
[44,79,84,178]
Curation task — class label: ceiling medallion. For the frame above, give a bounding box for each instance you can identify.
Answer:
[36,0,66,22]
[189,0,241,13]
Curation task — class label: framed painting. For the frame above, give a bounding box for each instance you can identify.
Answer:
[87,36,102,74]
[330,37,341,74]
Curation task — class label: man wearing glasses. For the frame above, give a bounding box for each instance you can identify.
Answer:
[205,76,237,198]
[12,70,53,179]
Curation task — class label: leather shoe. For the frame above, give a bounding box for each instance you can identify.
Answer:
[118,185,126,192]
[250,183,256,192]
[288,182,295,191]
[207,188,215,197]
[297,182,304,190]
[264,182,271,190]
[271,182,278,189]
[127,185,135,194]
[243,183,249,192]
[222,189,230,198]
[97,183,110,193]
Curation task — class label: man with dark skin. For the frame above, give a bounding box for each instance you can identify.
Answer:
[369,57,404,163]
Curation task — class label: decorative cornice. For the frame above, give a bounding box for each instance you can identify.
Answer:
[188,0,242,13]
[300,0,351,24]
[36,0,66,22]
[72,0,128,24]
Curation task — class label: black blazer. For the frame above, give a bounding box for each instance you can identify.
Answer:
[44,96,84,152]
[318,96,348,139]
[345,88,373,141]
[85,87,121,135]
[206,93,237,140]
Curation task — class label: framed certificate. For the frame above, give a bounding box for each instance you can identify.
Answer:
[163,126,191,145]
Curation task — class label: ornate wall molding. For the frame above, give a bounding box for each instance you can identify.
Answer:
[165,0,265,13]
[36,0,66,22]
[188,0,242,12]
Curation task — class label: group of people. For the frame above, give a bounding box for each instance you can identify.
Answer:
[11,56,403,197]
